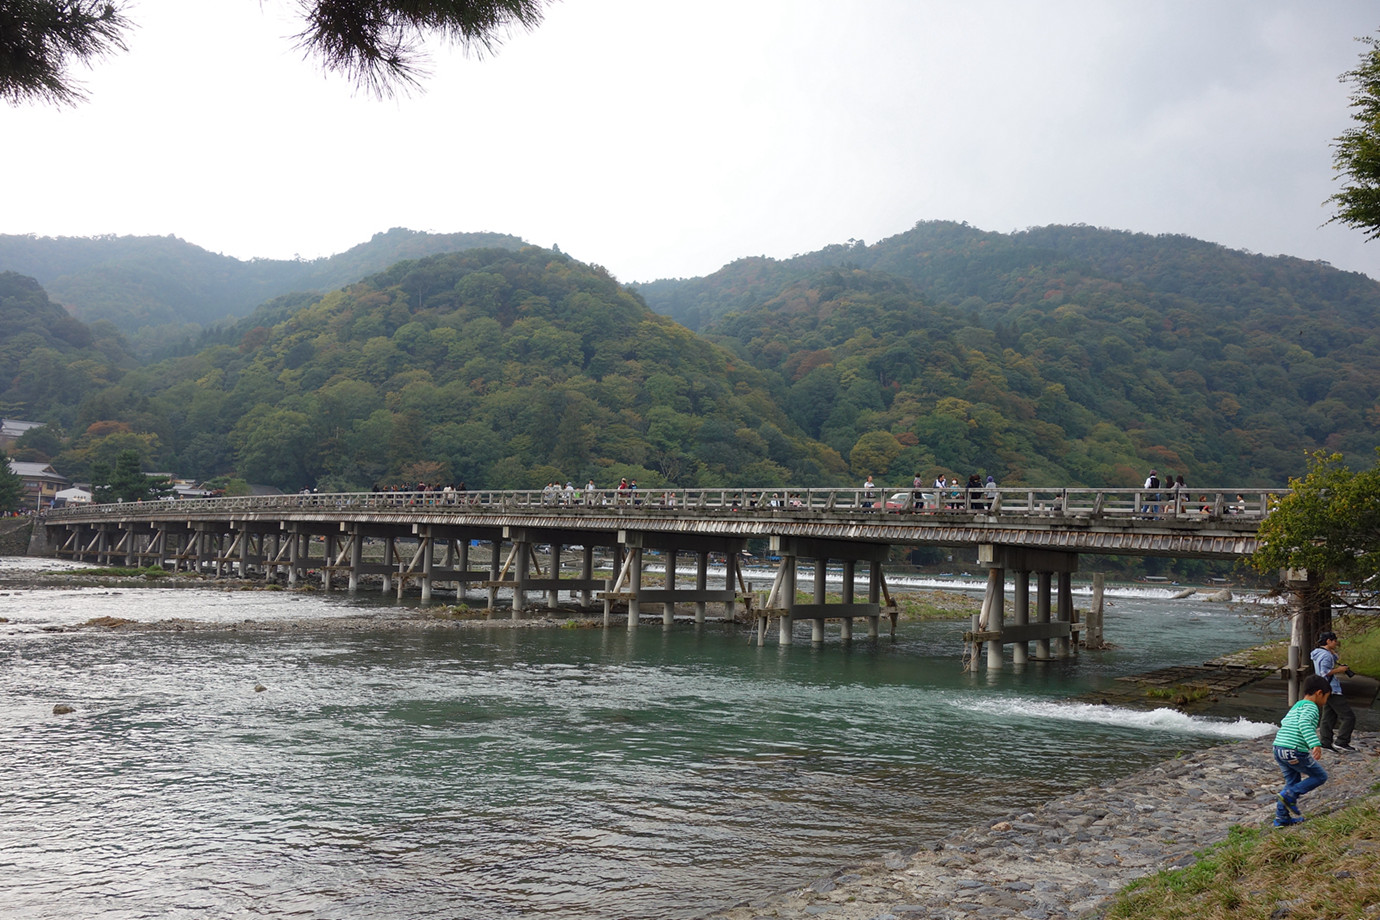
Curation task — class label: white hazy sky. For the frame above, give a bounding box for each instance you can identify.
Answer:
[5,0,1380,284]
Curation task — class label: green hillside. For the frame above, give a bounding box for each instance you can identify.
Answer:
[3,222,1378,496]
[0,271,134,424]
[637,222,1380,486]
[31,246,843,491]
[0,228,526,352]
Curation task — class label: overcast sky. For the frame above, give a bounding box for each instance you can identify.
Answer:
[5,1,1380,284]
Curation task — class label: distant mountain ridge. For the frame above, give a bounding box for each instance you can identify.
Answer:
[0,228,526,350]
[2,220,1378,502]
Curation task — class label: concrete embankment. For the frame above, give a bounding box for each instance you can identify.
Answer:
[0,517,33,556]
[708,736,1380,920]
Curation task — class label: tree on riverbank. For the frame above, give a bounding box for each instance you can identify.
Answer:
[91,449,173,504]
[1248,449,1380,641]
[0,450,24,511]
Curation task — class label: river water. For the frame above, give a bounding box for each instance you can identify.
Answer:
[0,558,1280,920]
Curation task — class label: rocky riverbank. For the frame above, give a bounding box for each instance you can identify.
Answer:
[706,736,1380,920]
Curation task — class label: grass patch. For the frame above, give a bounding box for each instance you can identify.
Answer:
[895,590,980,621]
[1334,614,1380,679]
[1145,684,1212,704]
[1228,615,1380,678]
[1103,795,1380,920]
[56,566,173,579]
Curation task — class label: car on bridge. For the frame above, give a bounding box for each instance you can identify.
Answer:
[885,491,937,512]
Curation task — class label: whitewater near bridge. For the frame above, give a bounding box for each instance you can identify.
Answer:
[37,485,1284,671]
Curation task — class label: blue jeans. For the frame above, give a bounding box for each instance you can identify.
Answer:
[1274,746,1327,819]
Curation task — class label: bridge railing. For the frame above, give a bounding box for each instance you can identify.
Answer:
[42,486,1287,524]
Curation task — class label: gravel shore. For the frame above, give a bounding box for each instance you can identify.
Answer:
[706,736,1380,920]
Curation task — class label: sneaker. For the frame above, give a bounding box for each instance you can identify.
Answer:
[1322,744,1347,755]
[1276,792,1301,816]
[1335,743,1357,753]
[1273,816,1304,827]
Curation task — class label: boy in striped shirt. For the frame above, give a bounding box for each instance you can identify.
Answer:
[1271,674,1332,827]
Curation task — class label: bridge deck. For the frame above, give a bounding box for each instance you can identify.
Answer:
[42,486,1281,559]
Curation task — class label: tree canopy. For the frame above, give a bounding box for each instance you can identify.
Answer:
[1330,35,1380,239]
[91,449,172,503]
[0,451,24,511]
[1248,449,1380,606]
[1,0,551,106]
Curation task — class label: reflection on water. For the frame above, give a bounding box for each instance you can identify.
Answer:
[0,561,1279,919]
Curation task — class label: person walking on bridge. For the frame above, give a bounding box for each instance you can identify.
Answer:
[1142,469,1160,517]
[1311,631,1357,753]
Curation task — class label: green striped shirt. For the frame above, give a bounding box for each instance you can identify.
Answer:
[1273,699,1322,752]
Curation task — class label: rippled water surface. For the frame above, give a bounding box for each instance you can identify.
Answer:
[0,559,1280,919]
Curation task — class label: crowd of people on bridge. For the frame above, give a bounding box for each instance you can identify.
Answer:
[1142,469,1248,517]
[346,470,1259,520]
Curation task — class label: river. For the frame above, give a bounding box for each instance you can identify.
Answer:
[0,557,1280,920]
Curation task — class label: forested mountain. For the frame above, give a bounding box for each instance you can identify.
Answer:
[637,221,1380,486]
[0,228,525,353]
[16,247,843,491]
[3,222,1378,495]
[0,271,135,424]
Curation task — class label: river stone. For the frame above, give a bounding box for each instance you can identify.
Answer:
[707,736,1380,920]
[52,704,75,714]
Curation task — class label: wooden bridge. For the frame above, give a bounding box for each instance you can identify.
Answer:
[36,485,1284,670]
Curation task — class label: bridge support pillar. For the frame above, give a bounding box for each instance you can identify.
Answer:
[972,546,1078,670]
[1036,572,1052,659]
[582,545,595,609]
[488,538,501,611]
[984,566,1005,671]
[778,555,795,645]
[547,542,561,610]
[380,536,394,595]
[695,551,708,625]
[287,531,301,587]
[664,550,676,628]
[347,533,361,592]
[1012,569,1030,665]
[514,539,530,619]
[457,539,471,604]
[627,546,643,629]
[421,536,434,603]
[1057,572,1073,658]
